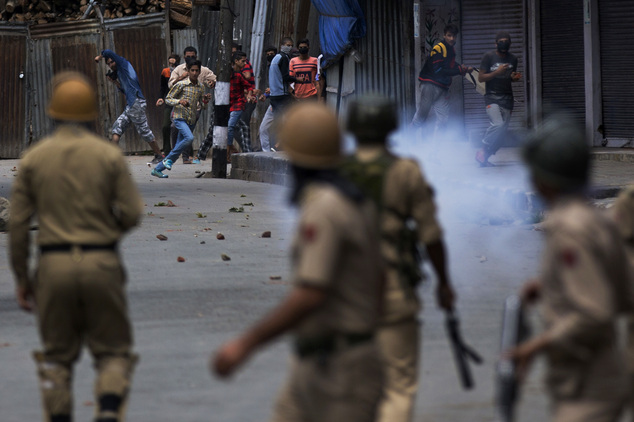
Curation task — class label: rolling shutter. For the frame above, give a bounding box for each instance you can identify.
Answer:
[599,0,634,141]
[540,0,585,125]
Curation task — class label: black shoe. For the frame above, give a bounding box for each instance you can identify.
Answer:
[150,154,164,164]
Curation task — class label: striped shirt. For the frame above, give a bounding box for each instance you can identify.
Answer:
[290,56,319,98]
[165,78,207,125]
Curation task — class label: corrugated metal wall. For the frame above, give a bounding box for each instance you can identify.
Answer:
[233,0,254,53]
[354,0,416,115]
[28,20,104,144]
[191,7,220,70]
[0,26,28,158]
[0,14,169,157]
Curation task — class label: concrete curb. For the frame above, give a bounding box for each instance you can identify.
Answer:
[229,151,633,215]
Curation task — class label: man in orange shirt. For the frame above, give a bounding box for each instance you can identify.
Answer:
[290,38,321,101]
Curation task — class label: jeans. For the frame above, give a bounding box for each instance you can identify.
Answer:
[411,82,450,134]
[155,119,194,171]
[481,103,512,156]
[227,110,243,148]
[259,105,274,151]
[228,110,252,153]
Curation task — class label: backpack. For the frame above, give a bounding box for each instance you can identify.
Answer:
[341,154,426,289]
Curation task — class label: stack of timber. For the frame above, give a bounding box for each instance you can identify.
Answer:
[0,0,179,24]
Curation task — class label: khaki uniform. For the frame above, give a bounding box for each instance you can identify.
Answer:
[611,185,634,420]
[9,124,143,422]
[354,146,442,422]
[270,183,384,422]
[540,197,631,422]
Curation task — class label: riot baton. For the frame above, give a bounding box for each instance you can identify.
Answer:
[496,294,531,422]
[445,310,483,389]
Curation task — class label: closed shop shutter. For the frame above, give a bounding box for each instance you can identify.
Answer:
[540,0,585,126]
[461,0,526,138]
[0,32,27,158]
[599,0,634,141]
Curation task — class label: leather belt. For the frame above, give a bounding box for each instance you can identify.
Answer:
[40,243,117,253]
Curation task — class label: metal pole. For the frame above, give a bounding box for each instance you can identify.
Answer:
[211,0,234,178]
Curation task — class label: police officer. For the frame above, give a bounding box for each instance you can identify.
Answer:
[9,72,143,422]
[611,185,634,420]
[212,102,385,421]
[508,115,632,422]
[344,94,455,422]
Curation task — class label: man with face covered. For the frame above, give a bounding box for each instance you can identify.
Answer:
[269,37,302,114]
[475,31,521,167]
[290,39,320,102]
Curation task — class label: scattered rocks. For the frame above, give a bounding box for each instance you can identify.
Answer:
[221,254,231,261]
[177,256,186,262]
[269,275,281,280]
[0,197,10,231]
[216,233,225,240]
[154,200,176,207]
[156,234,168,241]
[261,231,271,238]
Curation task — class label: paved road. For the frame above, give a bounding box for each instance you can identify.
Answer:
[0,150,586,422]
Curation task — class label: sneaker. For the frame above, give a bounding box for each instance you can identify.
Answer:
[150,154,164,165]
[192,158,200,164]
[151,169,168,178]
[162,158,173,170]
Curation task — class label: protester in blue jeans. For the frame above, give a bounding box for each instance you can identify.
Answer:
[228,51,257,155]
[151,59,210,178]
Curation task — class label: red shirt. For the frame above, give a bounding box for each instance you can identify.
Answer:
[242,60,255,89]
[230,69,252,112]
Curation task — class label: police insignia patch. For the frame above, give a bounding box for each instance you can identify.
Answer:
[561,249,577,267]
[301,224,317,242]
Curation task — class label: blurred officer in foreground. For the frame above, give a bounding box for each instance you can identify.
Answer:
[508,115,632,422]
[344,94,455,422]
[212,102,385,421]
[611,185,634,420]
[9,71,143,422]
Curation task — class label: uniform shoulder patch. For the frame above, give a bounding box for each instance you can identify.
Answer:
[301,224,318,243]
[560,248,577,267]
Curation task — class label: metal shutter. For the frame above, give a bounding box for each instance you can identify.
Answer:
[599,0,634,142]
[540,0,585,125]
[461,0,526,137]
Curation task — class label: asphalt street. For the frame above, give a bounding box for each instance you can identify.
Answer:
[0,146,614,422]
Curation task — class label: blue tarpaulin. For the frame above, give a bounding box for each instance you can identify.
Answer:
[311,0,366,68]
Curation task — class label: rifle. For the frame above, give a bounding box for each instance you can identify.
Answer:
[496,295,531,422]
[445,311,483,389]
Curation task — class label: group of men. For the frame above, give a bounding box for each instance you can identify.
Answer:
[8,29,634,422]
[412,24,521,167]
